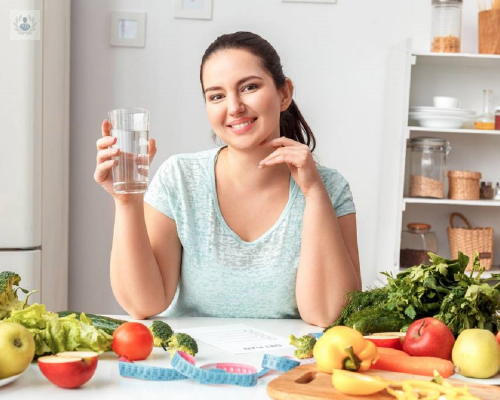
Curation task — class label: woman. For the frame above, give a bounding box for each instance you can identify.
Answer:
[95,32,361,327]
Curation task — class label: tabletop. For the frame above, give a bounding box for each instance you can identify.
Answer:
[0,316,322,399]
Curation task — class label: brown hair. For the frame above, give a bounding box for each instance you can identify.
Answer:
[200,32,316,152]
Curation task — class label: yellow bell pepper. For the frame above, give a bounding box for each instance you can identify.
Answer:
[313,326,379,373]
[332,369,388,395]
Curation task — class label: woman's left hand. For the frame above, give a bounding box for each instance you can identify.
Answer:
[259,137,323,197]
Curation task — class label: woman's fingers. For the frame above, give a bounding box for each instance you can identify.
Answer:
[149,138,157,162]
[102,119,112,136]
[96,147,119,164]
[96,135,116,151]
[259,145,308,168]
[94,159,116,184]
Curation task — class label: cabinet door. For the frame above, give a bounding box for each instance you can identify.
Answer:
[375,39,414,283]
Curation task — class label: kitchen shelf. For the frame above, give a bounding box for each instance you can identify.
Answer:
[412,51,500,68]
[404,198,500,207]
[409,127,500,136]
[376,39,500,285]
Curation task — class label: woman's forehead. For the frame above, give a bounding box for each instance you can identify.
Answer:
[202,49,268,86]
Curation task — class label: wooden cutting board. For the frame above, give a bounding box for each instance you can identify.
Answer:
[267,364,500,400]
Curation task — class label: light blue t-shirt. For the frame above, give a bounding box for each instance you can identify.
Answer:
[144,147,355,319]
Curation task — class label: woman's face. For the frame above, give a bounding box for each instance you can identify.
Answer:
[202,49,291,150]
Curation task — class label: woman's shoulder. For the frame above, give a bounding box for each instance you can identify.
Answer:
[316,164,349,186]
[156,147,220,173]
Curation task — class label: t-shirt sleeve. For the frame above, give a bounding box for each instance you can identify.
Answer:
[320,167,356,218]
[144,156,179,220]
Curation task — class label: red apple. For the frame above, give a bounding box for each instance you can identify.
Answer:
[38,351,98,388]
[496,330,500,347]
[364,334,404,350]
[403,317,455,360]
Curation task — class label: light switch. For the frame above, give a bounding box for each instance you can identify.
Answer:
[110,12,146,48]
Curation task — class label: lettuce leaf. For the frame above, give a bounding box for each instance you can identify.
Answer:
[4,303,113,355]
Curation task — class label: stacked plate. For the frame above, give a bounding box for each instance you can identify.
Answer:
[409,106,476,129]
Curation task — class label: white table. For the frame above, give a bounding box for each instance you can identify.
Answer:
[1,316,322,399]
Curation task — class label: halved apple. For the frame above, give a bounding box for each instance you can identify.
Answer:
[364,334,405,350]
[38,351,98,388]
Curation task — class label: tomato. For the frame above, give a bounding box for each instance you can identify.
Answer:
[496,331,500,346]
[111,322,153,361]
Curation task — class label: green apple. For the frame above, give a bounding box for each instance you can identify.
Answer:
[0,322,35,379]
[452,328,500,379]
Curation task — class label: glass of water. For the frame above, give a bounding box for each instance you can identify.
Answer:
[108,108,150,194]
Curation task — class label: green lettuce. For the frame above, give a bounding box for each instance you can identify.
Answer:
[4,303,113,355]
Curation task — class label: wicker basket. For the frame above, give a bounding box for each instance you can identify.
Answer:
[448,170,481,200]
[447,212,493,270]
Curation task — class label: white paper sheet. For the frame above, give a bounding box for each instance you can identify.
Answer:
[179,324,294,355]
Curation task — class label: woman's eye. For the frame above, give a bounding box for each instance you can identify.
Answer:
[209,94,223,101]
[242,84,258,92]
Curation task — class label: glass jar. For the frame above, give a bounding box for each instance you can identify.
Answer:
[400,223,438,269]
[407,137,451,199]
[474,89,495,130]
[431,0,462,53]
[494,106,500,130]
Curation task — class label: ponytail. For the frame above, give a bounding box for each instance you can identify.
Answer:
[280,100,316,152]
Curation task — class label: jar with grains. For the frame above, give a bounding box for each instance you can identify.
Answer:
[431,0,463,53]
[407,137,451,199]
[400,223,438,269]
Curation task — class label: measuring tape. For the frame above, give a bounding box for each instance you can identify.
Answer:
[119,351,301,387]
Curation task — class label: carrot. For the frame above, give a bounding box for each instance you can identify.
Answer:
[372,353,455,378]
[376,347,410,357]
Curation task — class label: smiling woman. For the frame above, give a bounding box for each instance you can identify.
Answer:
[94,31,361,328]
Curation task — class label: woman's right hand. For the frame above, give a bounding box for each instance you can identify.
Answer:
[94,119,157,200]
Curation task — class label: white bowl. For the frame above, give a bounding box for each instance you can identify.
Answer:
[409,113,472,129]
[433,96,459,109]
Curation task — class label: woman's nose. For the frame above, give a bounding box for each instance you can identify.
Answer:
[227,94,245,115]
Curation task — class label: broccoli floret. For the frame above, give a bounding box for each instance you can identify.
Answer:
[149,320,173,350]
[168,332,198,358]
[289,334,316,359]
[0,271,36,320]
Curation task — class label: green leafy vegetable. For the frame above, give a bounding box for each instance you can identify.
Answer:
[4,303,113,355]
[328,251,500,336]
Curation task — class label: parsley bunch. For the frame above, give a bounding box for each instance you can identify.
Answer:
[382,252,500,336]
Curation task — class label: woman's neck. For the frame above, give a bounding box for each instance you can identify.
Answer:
[216,145,289,189]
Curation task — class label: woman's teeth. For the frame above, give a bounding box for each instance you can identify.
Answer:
[231,119,254,129]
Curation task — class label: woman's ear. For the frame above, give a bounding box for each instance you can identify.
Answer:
[280,78,294,112]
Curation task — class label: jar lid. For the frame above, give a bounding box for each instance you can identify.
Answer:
[407,223,431,232]
[408,137,450,151]
[432,0,462,4]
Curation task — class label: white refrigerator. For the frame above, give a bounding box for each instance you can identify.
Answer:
[0,0,70,311]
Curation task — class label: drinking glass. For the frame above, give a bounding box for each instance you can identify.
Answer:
[108,108,150,194]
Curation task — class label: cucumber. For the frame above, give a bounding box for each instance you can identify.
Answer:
[58,311,127,335]
[345,306,410,335]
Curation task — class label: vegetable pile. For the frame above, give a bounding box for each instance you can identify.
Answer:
[0,271,113,356]
[327,252,500,336]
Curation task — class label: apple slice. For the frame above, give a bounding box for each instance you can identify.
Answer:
[364,334,404,350]
[38,351,98,388]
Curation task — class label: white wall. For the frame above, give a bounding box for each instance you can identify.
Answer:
[69,0,480,314]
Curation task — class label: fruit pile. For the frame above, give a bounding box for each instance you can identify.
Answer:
[290,320,500,397]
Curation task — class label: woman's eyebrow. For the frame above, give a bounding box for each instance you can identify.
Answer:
[204,75,263,94]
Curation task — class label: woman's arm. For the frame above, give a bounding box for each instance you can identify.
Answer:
[295,187,361,328]
[95,120,181,319]
[109,199,181,319]
[259,137,361,328]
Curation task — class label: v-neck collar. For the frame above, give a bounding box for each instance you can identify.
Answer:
[210,146,298,245]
